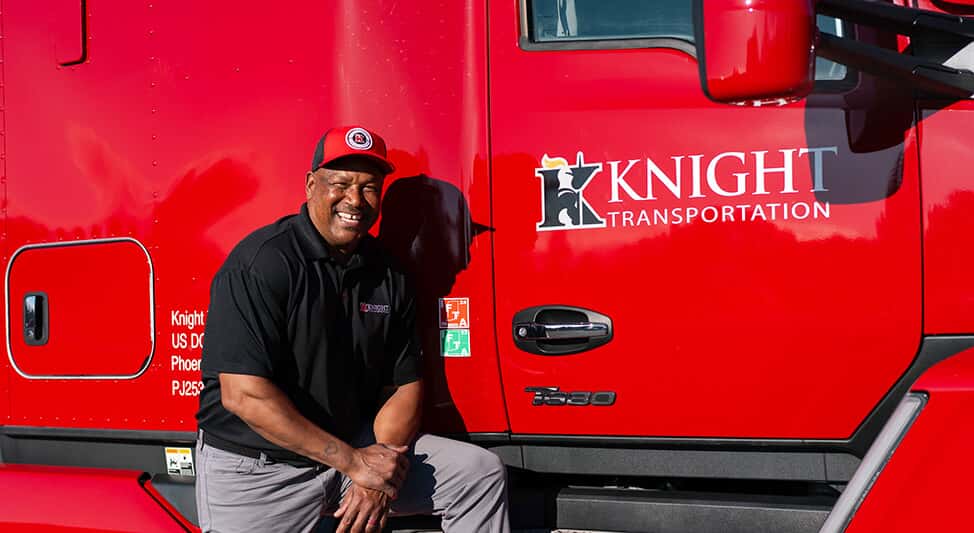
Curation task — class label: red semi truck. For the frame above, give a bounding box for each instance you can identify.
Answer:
[1,0,973,531]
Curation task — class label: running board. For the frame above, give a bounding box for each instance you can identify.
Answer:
[556,487,835,533]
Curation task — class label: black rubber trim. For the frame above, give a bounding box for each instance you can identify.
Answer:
[488,445,524,469]
[520,446,854,482]
[519,35,696,54]
[59,0,88,67]
[139,473,193,532]
[457,431,510,443]
[691,0,714,101]
[825,453,860,483]
[517,0,696,55]
[845,335,974,454]
[148,474,198,527]
[556,487,833,533]
[470,434,856,481]
[1,426,197,443]
[504,434,847,448]
[0,430,196,475]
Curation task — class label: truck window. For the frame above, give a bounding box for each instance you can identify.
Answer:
[525,1,849,83]
[529,0,692,43]
[816,15,847,81]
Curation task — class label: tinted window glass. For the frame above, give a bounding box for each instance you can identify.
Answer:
[815,15,848,81]
[530,0,692,43]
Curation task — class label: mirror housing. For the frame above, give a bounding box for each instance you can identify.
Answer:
[695,0,816,104]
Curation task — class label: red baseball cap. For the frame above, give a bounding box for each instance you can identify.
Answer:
[310,126,395,175]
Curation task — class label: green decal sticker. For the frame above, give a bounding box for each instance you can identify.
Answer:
[440,329,471,357]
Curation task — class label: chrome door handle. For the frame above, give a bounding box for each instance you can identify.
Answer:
[514,322,609,341]
[512,305,614,356]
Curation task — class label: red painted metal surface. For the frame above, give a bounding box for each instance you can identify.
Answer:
[7,240,152,377]
[918,102,974,334]
[0,0,506,434]
[0,0,971,525]
[0,0,942,445]
[488,0,921,438]
[0,0,969,529]
[0,464,186,531]
[846,348,974,532]
[700,0,815,103]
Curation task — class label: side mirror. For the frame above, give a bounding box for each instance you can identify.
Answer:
[695,0,816,104]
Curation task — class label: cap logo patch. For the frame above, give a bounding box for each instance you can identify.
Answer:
[345,128,374,151]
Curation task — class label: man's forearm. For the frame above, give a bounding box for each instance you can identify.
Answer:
[219,373,355,470]
[373,380,422,446]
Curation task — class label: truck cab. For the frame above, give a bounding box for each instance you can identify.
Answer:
[1,1,973,531]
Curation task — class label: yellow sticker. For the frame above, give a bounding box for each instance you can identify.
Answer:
[165,447,195,476]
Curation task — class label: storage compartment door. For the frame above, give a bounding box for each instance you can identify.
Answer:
[7,239,154,378]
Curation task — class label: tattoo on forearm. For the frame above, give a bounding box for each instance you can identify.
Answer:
[323,440,339,456]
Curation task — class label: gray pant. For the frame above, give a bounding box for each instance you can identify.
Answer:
[195,430,510,533]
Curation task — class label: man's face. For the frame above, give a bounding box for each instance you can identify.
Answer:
[306,158,385,256]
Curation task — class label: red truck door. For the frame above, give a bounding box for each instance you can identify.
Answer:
[488,1,922,439]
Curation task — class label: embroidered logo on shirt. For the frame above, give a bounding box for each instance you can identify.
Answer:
[360,302,391,314]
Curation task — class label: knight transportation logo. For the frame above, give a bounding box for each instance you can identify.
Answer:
[534,147,838,232]
[535,152,607,231]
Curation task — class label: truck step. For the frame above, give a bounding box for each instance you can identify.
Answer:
[555,486,835,533]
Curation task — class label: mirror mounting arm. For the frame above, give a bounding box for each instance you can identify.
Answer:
[819,0,974,40]
[818,33,974,98]
[817,0,974,99]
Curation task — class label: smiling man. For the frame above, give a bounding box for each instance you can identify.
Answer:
[195,126,510,533]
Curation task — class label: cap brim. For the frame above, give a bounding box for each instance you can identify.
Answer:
[319,153,395,175]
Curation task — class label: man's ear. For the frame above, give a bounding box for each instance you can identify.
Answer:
[305,171,316,199]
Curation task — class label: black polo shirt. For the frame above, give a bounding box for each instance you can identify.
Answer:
[196,204,420,462]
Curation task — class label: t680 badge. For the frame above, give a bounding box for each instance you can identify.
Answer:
[525,387,616,406]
